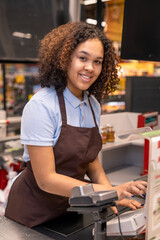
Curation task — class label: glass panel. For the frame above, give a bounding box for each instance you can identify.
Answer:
[5,63,39,117]
[0,64,3,110]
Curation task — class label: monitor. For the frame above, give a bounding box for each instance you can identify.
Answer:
[0,0,71,63]
[121,0,160,62]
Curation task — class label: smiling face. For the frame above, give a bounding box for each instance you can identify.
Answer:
[66,38,104,100]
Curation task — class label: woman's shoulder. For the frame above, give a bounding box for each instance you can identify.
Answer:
[23,86,59,116]
[27,87,58,108]
[30,86,57,103]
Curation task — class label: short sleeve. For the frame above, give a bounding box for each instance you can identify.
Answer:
[20,99,56,146]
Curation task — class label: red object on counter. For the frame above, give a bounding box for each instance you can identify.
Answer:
[0,169,8,190]
[10,161,22,172]
[0,162,22,190]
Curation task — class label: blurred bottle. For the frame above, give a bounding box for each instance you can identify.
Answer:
[101,127,108,144]
[107,125,115,142]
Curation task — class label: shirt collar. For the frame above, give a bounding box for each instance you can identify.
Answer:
[63,87,89,108]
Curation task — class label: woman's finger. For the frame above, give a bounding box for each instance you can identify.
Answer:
[118,190,134,200]
[113,180,147,200]
[116,199,144,210]
[127,200,143,210]
[133,181,147,191]
[128,184,146,196]
[110,206,118,214]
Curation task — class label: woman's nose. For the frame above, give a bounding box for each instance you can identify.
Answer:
[84,62,94,71]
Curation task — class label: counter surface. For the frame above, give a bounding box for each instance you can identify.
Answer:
[0,215,52,240]
[0,214,100,240]
[0,211,125,240]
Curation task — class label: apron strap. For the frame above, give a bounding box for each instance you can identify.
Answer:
[57,90,97,128]
[26,161,32,171]
[57,91,67,127]
[88,97,98,127]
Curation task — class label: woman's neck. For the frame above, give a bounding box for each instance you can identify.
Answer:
[67,86,83,101]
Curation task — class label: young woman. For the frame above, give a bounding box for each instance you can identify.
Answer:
[5,22,147,227]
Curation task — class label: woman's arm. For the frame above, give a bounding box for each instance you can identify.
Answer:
[86,157,112,188]
[28,145,147,201]
[27,145,114,197]
[27,145,88,197]
[87,157,147,197]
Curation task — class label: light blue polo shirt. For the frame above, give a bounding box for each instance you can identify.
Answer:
[21,86,101,162]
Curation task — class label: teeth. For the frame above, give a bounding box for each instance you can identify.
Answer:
[81,74,90,79]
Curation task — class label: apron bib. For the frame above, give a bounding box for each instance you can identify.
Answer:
[5,91,102,227]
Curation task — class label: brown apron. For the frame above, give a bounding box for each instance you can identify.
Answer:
[5,91,102,227]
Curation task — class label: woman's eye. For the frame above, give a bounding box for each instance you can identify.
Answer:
[79,56,86,61]
[95,60,101,64]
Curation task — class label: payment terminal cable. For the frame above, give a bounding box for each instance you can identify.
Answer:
[114,202,125,240]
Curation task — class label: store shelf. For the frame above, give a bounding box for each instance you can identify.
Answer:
[0,135,20,143]
[8,116,21,123]
[101,138,144,151]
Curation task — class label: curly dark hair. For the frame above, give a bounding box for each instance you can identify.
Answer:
[38,21,119,101]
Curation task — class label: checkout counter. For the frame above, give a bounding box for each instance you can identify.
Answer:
[0,207,129,240]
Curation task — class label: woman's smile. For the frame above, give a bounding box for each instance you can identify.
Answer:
[79,73,93,82]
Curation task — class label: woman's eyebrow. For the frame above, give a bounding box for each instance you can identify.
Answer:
[78,51,103,59]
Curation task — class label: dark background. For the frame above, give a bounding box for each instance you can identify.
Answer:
[121,0,160,62]
[0,0,70,62]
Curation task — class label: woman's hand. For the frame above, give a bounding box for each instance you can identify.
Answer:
[116,198,144,210]
[110,198,144,214]
[113,180,147,200]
